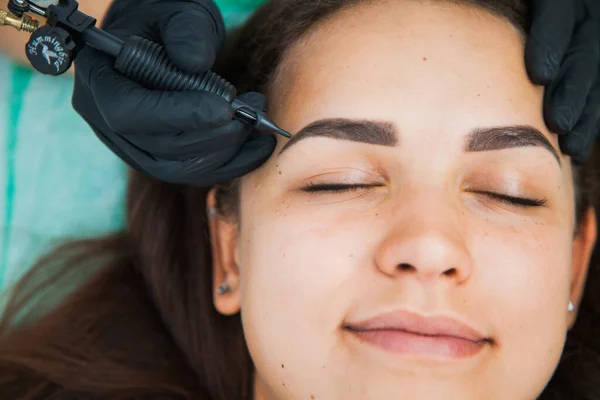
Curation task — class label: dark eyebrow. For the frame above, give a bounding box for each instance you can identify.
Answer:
[278,119,397,154]
[465,125,561,166]
[278,118,561,167]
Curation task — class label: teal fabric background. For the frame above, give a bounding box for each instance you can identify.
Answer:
[0,0,267,289]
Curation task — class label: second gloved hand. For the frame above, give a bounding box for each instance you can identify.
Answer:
[526,0,600,164]
[72,0,276,186]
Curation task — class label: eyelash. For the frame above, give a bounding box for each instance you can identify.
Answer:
[302,183,379,193]
[473,191,547,208]
[301,184,547,208]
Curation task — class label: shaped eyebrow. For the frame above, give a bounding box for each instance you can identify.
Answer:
[278,118,560,167]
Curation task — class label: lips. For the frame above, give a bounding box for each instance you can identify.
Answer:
[345,309,490,359]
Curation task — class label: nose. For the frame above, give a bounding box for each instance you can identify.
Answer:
[374,197,474,285]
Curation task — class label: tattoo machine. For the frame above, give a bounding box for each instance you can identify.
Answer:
[0,0,291,138]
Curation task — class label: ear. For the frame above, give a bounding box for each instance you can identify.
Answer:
[568,207,597,329]
[207,188,242,316]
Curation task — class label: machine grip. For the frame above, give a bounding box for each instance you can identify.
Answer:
[114,36,237,102]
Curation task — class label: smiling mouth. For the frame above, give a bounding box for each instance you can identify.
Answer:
[344,310,492,360]
[345,327,490,359]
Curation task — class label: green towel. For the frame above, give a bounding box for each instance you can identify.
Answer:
[0,0,267,289]
[220,0,267,27]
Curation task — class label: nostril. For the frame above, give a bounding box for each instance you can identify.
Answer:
[443,268,458,277]
[398,263,414,271]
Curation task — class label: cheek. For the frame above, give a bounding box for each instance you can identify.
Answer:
[476,224,573,321]
[472,222,572,382]
[236,198,371,383]
[238,205,361,331]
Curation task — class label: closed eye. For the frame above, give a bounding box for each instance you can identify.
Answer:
[302,184,547,208]
[472,191,548,208]
[301,183,382,193]
[472,191,547,208]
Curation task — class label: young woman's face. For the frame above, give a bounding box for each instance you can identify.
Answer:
[210,1,596,399]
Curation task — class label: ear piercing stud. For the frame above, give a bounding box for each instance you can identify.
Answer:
[217,283,231,295]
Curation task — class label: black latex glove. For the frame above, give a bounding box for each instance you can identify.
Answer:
[526,0,600,164]
[72,0,276,186]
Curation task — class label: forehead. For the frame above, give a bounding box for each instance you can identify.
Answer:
[269,1,551,149]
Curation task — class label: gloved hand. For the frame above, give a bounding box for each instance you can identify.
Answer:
[72,0,276,186]
[526,0,600,164]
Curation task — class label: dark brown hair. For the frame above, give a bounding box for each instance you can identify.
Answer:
[1,0,599,399]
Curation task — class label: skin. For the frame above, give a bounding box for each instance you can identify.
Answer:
[208,1,598,399]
